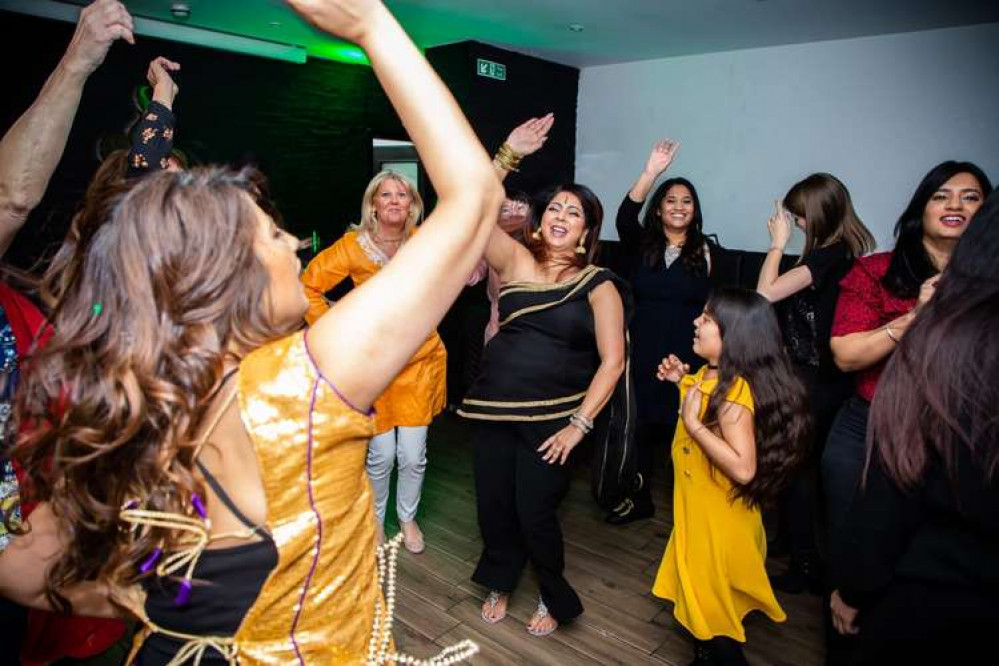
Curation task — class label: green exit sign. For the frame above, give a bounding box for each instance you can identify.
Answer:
[476,58,507,81]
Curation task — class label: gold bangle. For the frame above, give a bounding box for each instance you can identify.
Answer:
[494,143,523,172]
[885,324,899,343]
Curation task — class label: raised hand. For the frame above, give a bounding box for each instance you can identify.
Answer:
[148,57,181,107]
[537,424,584,465]
[656,354,689,384]
[285,0,384,44]
[643,139,680,178]
[505,113,554,157]
[767,199,793,250]
[63,0,135,76]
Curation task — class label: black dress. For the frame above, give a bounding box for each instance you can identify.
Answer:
[615,195,711,511]
[458,265,633,622]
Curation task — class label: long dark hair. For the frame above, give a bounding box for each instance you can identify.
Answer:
[10,167,292,612]
[783,173,875,262]
[702,288,811,508]
[524,183,603,277]
[640,177,710,274]
[882,161,991,299]
[868,188,999,491]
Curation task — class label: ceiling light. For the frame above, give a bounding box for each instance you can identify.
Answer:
[1,0,307,64]
[568,23,585,33]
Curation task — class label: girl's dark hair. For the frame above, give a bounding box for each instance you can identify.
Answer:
[868,187,999,491]
[882,161,991,299]
[640,177,710,274]
[10,166,293,613]
[524,184,603,278]
[783,173,875,262]
[702,288,811,509]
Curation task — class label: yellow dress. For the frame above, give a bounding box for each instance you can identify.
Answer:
[651,366,785,642]
[301,231,447,433]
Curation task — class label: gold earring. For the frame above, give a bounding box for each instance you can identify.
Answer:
[576,229,588,254]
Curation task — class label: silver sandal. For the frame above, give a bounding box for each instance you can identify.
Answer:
[480,590,506,624]
[527,598,558,637]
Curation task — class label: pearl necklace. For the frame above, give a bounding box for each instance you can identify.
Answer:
[365,533,479,665]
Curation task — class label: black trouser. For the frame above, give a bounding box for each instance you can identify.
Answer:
[633,419,676,505]
[781,372,851,561]
[471,419,583,623]
[820,395,870,666]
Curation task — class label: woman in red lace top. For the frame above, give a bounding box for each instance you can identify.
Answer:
[820,160,991,664]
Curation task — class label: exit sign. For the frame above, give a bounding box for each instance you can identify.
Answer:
[476,58,507,81]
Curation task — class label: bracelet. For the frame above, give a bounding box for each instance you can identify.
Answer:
[884,324,899,344]
[493,143,523,172]
[767,246,784,253]
[569,412,593,434]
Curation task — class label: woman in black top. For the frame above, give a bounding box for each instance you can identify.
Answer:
[756,173,875,593]
[830,188,999,666]
[606,140,714,525]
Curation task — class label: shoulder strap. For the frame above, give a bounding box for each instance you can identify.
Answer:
[195,459,260,531]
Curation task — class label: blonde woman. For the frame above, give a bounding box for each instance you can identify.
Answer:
[301,170,445,553]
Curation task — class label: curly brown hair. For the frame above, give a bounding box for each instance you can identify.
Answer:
[11,167,293,612]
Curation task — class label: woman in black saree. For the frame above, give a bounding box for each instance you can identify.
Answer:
[458,182,632,637]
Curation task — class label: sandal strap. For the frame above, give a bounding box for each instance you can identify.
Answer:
[535,599,549,618]
[486,591,502,607]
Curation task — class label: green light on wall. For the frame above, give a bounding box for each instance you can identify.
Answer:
[310,43,371,66]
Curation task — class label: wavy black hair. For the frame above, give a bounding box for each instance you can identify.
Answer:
[702,288,811,509]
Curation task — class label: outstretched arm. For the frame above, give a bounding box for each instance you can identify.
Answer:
[0,0,134,257]
[291,0,503,410]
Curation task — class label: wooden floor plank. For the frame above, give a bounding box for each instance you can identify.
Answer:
[387,414,825,665]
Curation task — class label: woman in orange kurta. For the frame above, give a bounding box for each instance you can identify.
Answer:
[0,1,502,663]
[301,171,446,553]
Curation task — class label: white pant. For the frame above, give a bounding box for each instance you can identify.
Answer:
[366,426,428,523]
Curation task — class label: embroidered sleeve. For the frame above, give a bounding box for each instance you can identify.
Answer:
[126,101,177,179]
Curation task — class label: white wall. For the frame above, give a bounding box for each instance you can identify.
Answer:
[577,22,999,251]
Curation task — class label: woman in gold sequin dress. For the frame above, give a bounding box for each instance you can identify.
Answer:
[0,0,503,663]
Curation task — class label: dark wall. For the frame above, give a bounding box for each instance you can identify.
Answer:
[427,41,579,194]
[0,11,395,268]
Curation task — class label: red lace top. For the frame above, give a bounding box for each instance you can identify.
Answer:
[830,252,916,402]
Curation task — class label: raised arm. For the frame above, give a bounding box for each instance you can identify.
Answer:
[126,57,181,178]
[0,0,134,257]
[757,199,814,302]
[290,0,503,409]
[617,140,679,249]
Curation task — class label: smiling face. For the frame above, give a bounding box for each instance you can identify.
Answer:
[921,172,985,242]
[251,197,307,328]
[372,177,413,233]
[539,191,587,253]
[692,309,722,363]
[658,184,695,235]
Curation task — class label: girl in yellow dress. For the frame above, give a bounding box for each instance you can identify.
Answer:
[652,288,810,665]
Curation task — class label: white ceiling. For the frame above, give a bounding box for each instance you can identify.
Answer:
[19,0,999,67]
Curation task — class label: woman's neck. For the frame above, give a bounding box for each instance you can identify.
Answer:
[922,235,956,272]
[375,223,406,242]
[664,229,687,247]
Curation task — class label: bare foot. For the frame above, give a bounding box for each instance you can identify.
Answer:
[480,591,508,624]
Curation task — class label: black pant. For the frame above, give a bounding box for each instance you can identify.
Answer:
[820,395,869,666]
[471,419,583,623]
[782,372,851,561]
[633,420,676,505]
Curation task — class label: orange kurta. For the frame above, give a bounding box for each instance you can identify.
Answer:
[300,231,446,433]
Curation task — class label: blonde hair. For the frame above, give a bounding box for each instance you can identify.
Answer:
[355,170,423,238]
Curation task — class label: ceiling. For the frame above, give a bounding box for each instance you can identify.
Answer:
[24,0,999,67]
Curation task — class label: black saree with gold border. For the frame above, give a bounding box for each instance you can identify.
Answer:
[458,265,636,509]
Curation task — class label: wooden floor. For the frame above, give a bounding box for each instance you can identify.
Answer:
[384,414,825,666]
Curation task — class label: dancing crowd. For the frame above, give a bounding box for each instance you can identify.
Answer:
[0,1,995,665]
